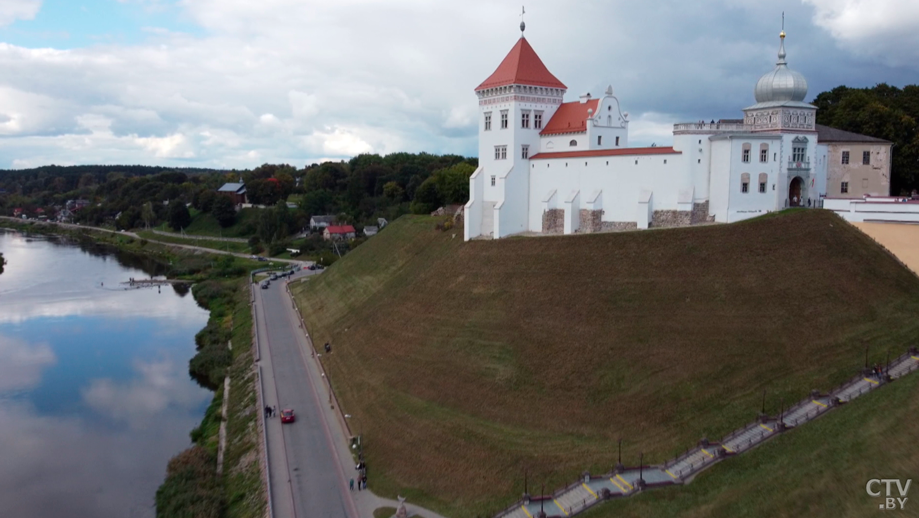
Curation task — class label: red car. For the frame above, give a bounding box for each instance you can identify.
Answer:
[280,409,296,423]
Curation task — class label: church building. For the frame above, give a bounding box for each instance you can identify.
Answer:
[464,22,892,241]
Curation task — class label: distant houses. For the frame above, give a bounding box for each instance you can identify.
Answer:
[217,181,247,205]
[363,226,379,237]
[310,215,336,232]
[323,225,356,241]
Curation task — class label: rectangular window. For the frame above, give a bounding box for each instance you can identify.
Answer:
[742,149,750,163]
[760,149,768,162]
[484,112,492,131]
[598,136,602,146]
[521,145,529,159]
[863,151,871,165]
[494,146,508,160]
[793,146,806,163]
[841,181,849,193]
[500,110,508,129]
[842,151,850,164]
[742,182,749,193]
[490,175,496,187]
[534,111,543,129]
[521,111,530,129]
[615,136,620,146]
[759,182,767,193]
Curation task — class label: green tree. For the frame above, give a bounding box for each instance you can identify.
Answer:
[194,189,217,213]
[210,195,237,228]
[383,181,404,202]
[410,178,442,214]
[167,200,191,231]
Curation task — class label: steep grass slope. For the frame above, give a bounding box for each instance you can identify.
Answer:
[291,211,919,517]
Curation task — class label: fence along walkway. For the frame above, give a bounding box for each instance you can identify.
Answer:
[496,348,919,518]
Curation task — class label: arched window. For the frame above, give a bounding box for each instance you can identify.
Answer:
[742,143,751,163]
[741,173,751,193]
[569,139,577,147]
[759,144,769,163]
[758,173,768,193]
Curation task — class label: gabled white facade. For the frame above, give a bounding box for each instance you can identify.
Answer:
[464,29,882,241]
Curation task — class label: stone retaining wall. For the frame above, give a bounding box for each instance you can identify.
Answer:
[543,209,565,234]
[578,210,603,234]
[691,201,715,224]
[600,221,638,232]
[652,210,692,228]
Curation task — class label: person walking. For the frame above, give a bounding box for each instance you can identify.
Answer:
[349,478,354,491]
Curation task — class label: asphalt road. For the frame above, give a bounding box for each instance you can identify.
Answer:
[256,269,356,518]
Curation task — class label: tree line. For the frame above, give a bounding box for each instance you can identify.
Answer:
[0,153,478,238]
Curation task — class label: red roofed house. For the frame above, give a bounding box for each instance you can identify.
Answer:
[465,21,890,240]
[323,225,356,241]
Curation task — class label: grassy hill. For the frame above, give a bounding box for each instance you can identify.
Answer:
[290,211,919,517]
[584,369,919,518]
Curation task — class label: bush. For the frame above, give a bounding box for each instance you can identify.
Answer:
[155,446,225,518]
[189,343,232,390]
[268,241,289,257]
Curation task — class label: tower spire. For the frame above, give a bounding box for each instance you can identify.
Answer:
[777,13,787,64]
[520,6,526,36]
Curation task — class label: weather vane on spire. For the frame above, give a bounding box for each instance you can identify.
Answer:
[781,11,786,38]
[520,6,526,35]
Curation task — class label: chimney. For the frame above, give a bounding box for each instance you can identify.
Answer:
[579,93,592,104]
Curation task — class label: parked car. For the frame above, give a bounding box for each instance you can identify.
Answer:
[257,256,268,262]
[270,274,278,280]
[280,409,295,423]
[308,264,317,270]
[316,264,325,270]
[261,282,269,289]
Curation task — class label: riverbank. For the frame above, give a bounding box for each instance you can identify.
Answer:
[1,219,268,518]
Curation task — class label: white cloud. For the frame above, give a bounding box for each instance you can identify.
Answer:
[0,335,55,392]
[0,0,40,27]
[0,1,915,168]
[82,358,210,430]
[805,0,919,66]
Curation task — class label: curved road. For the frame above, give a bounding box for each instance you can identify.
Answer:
[255,269,357,517]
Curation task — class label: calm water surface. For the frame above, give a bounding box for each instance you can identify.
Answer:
[0,229,211,518]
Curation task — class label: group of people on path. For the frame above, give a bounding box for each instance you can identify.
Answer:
[349,458,368,491]
[264,405,278,418]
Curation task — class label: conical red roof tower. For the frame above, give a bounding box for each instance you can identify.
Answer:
[476,36,567,91]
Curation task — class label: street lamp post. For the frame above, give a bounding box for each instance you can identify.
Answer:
[616,438,623,471]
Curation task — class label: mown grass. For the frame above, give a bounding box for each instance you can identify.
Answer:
[157,208,260,238]
[291,211,919,517]
[584,370,919,518]
[137,230,251,254]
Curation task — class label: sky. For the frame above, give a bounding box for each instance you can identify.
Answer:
[0,0,916,170]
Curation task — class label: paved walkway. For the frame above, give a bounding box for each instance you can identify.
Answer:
[150,228,249,243]
[496,351,919,518]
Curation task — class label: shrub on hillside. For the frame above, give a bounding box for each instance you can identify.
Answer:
[189,343,231,390]
[155,446,225,518]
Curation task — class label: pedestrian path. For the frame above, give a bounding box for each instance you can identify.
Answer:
[493,348,919,518]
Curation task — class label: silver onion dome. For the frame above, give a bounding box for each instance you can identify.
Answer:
[753,32,808,103]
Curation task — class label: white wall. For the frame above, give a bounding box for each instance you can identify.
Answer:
[496,164,529,237]
[526,151,690,231]
[824,197,919,223]
[709,139,733,222]
[722,136,782,222]
[464,166,485,241]
[673,133,714,202]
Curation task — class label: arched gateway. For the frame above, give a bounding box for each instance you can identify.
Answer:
[789,177,804,206]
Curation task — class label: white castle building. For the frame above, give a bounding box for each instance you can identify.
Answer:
[464,23,893,241]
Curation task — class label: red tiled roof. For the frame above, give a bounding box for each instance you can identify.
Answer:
[476,37,566,91]
[326,225,356,234]
[530,147,682,160]
[540,99,600,135]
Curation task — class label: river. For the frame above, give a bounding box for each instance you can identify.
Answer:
[0,229,211,518]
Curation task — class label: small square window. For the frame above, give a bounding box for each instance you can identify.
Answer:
[664,159,667,164]
[759,182,766,193]
[490,176,496,187]
[521,145,529,159]
[598,136,602,146]
[841,181,849,193]
[615,136,620,146]
[741,182,749,193]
